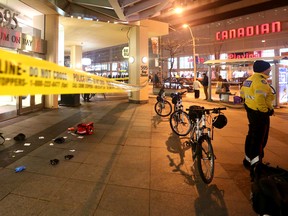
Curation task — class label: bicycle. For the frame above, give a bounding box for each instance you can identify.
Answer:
[154,87,172,117]
[169,90,192,136]
[185,105,227,184]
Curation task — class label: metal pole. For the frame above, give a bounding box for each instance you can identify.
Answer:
[187,26,197,81]
[208,65,212,101]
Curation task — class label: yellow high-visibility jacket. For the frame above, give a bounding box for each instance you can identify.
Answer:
[240,73,274,113]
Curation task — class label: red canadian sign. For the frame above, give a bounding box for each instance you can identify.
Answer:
[216,21,281,41]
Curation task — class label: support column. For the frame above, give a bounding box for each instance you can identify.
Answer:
[273,49,280,108]
[44,14,59,108]
[70,45,83,70]
[128,25,149,104]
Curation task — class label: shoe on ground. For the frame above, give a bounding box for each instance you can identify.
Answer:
[65,155,74,160]
[50,159,59,165]
[243,159,250,169]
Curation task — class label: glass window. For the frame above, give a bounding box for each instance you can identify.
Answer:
[262,49,274,57]
[179,56,193,69]
[112,62,118,71]
[35,94,42,105]
[0,96,16,114]
[21,95,31,108]
[101,63,108,70]
[280,48,288,53]
[167,58,177,69]
[120,61,128,71]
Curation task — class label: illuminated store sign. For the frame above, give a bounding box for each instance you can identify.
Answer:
[0,27,47,53]
[216,21,281,41]
[228,51,262,59]
[0,5,18,30]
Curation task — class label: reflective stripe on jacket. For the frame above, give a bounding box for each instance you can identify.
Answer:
[240,73,274,113]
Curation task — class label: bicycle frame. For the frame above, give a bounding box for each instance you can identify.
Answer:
[189,107,226,141]
[171,91,186,112]
[194,111,212,141]
[186,106,226,184]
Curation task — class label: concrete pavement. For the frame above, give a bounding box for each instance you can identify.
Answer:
[0,90,287,216]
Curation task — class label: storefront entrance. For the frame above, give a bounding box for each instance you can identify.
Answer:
[0,95,44,122]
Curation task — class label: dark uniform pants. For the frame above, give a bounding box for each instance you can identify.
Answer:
[244,104,270,165]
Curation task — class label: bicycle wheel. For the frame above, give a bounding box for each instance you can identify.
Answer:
[196,135,215,184]
[154,100,172,117]
[169,110,192,136]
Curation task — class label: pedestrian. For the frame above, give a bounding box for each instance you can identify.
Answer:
[240,60,275,181]
[193,78,202,99]
[154,72,160,87]
[83,94,91,102]
[215,75,223,98]
[201,73,209,100]
[216,75,230,100]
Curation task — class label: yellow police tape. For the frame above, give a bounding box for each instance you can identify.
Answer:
[0,49,142,96]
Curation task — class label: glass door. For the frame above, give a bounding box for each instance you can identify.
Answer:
[18,95,44,115]
[0,96,17,121]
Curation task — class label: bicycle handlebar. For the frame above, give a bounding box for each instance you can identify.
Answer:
[186,107,226,114]
[170,90,187,97]
[179,91,187,95]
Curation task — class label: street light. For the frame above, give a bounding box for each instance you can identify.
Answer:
[183,24,197,81]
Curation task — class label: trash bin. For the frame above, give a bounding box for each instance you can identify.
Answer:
[233,96,242,104]
[59,94,80,107]
[221,93,229,102]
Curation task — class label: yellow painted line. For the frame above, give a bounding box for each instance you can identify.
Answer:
[0,49,138,96]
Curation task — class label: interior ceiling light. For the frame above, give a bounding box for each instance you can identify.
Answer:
[129,56,135,63]
[142,56,148,64]
[174,7,183,14]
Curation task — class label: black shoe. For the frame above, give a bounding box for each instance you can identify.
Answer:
[50,159,59,165]
[64,155,74,160]
[243,159,250,169]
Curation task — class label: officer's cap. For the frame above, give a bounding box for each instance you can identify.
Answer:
[253,60,271,73]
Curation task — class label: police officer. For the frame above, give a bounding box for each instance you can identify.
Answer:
[240,60,274,180]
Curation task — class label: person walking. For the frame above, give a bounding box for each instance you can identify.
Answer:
[202,73,209,100]
[193,78,202,99]
[83,94,91,102]
[240,60,275,180]
[154,72,160,87]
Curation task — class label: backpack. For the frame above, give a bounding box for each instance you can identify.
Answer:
[188,105,204,122]
[76,122,94,135]
[251,163,288,216]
